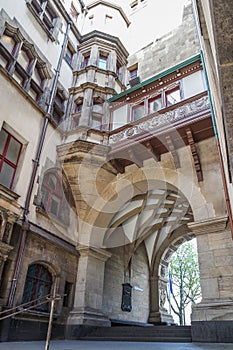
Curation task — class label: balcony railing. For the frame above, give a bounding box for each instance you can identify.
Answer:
[109,94,210,146]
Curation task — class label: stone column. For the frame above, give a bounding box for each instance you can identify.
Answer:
[188,216,233,342]
[79,88,93,127]
[66,246,111,337]
[149,276,173,324]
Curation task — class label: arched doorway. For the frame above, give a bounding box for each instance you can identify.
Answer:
[100,182,196,325]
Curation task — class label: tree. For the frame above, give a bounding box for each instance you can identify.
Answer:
[167,240,201,325]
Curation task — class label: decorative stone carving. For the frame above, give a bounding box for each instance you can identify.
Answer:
[109,96,210,144]
[159,284,167,308]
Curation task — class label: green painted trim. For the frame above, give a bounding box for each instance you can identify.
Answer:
[108,53,201,102]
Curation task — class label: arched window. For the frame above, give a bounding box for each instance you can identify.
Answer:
[41,173,63,219]
[22,264,52,312]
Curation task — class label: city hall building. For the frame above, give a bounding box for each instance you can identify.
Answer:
[0,0,233,343]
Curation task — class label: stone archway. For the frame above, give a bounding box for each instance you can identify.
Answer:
[80,165,215,249]
[65,161,219,330]
[82,169,207,325]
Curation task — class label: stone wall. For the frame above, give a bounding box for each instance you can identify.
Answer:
[103,244,150,323]
[128,3,199,81]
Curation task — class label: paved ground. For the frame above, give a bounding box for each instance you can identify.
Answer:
[0,341,232,350]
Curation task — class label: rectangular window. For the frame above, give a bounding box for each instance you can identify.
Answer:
[98,55,107,70]
[0,128,22,189]
[166,87,181,107]
[63,281,73,307]
[82,54,90,68]
[129,68,138,80]
[182,70,206,99]
[70,1,79,22]
[111,105,128,130]
[148,95,163,113]
[28,0,58,39]
[65,44,74,66]
[132,102,144,121]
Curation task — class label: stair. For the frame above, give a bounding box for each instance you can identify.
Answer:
[80,325,192,342]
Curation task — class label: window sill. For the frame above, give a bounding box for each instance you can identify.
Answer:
[0,184,20,202]
[36,206,69,227]
[16,307,59,319]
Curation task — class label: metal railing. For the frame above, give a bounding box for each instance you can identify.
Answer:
[0,287,61,350]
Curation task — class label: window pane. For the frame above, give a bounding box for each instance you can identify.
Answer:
[166,89,181,106]
[149,96,163,113]
[130,69,138,80]
[32,66,42,86]
[0,129,8,155]
[82,55,90,68]
[51,195,60,216]
[18,49,30,71]
[65,49,73,65]
[0,162,14,188]
[1,34,16,54]
[93,104,102,114]
[49,174,57,190]
[6,136,21,164]
[92,118,101,130]
[133,104,144,121]
[98,56,107,70]
[22,264,52,312]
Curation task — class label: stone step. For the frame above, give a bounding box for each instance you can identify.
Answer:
[80,325,192,342]
[82,336,192,342]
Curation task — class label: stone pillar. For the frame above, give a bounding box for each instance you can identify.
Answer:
[0,211,16,285]
[89,45,99,66]
[107,51,117,72]
[149,276,173,324]
[79,88,93,127]
[188,216,233,342]
[66,246,111,337]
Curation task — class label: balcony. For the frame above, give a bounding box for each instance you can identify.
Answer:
[108,92,213,172]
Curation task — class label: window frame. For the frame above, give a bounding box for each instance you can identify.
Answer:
[0,27,50,105]
[0,128,22,189]
[41,172,63,219]
[98,54,108,70]
[165,86,181,107]
[22,263,53,312]
[148,94,163,114]
[131,101,145,122]
[27,0,59,41]
[65,42,75,67]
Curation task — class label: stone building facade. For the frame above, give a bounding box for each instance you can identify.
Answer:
[0,0,233,343]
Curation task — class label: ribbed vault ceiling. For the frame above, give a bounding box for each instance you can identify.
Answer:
[103,188,193,270]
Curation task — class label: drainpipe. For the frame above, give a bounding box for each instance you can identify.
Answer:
[191,0,233,238]
[7,22,71,308]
